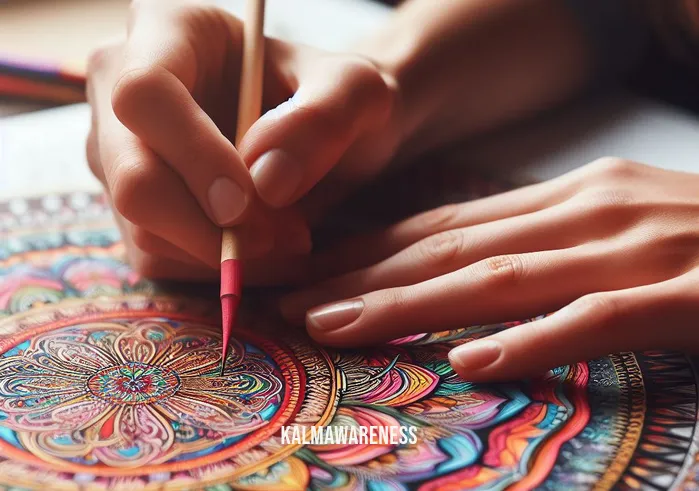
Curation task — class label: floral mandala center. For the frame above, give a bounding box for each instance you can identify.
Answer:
[87,361,181,405]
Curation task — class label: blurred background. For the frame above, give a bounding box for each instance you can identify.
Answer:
[2,0,698,202]
[3,0,698,117]
[0,0,395,116]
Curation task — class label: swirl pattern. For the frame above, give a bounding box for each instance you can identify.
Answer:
[2,191,699,490]
[0,317,285,468]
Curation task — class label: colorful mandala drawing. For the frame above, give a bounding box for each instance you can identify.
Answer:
[1,191,699,490]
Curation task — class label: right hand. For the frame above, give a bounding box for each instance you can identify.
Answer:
[86,0,403,284]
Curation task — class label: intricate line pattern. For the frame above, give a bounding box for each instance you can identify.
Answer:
[0,190,697,490]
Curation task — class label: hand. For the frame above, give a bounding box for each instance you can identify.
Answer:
[86,0,401,282]
[280,158,699,381]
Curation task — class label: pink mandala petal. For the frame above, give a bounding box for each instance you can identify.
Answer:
[312,407,401,466]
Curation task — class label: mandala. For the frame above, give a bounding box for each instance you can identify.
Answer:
[0,297,334,488]
[1,191,699,490]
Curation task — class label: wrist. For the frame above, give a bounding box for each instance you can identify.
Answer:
[350,0,593,161]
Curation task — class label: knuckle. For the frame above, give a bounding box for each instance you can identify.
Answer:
[416,230,464,268]
[329,55,396,122]
[570,293,622,328]
[111,67,161,119]
[477,254,525,287]
[418,204,460,231]
[585,157,641,180]
[378,287,411,311]
[344,56,387,91]
[573,187,635,213]
[109,152,156,222]
[354,63,394,117]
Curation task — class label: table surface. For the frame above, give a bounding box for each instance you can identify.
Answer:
[2,0,699,201]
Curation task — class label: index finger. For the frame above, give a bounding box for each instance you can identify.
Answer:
[112,1,254,227]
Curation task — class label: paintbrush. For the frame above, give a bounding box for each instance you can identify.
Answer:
[220,0,266,376]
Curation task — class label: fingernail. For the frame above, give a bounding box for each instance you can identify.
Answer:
[449,340,502,372]
[208,177,248,225]
[307,299,364,331]
[250,149,303,207]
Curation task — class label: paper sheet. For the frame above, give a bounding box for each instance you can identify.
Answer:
[1,185,698,490]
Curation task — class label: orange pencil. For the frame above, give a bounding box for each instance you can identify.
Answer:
[220,0,266,376]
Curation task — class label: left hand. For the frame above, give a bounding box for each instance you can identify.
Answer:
[280,158,699,381]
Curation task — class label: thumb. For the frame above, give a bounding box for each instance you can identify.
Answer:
[240,53,397,208]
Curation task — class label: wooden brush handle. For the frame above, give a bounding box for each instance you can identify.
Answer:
[236,0,266,145]
[222,0,266,262]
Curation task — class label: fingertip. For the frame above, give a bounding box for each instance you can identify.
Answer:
[111,64,255,229]
[448,339,503,380]
[242,64,386,209]
[242,101,302,208]
[208,176,250,226]
[111,66,164,125]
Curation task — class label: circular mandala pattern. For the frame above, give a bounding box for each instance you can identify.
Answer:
[0,297,336,489]
[87,362,181,405]
[4,190,699,490]
[0,294,698,490]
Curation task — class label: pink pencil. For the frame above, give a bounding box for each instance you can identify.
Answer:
[220,0,266,376]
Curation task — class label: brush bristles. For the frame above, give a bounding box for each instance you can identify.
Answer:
[219,294,240,378]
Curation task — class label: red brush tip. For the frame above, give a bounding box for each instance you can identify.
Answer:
[220,294,240,374]
[220,259,242,376]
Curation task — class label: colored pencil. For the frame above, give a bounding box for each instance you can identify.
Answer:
[220,0,266,376]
